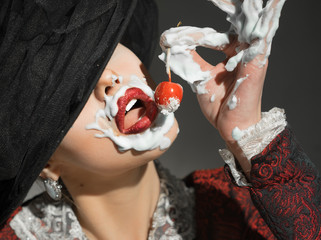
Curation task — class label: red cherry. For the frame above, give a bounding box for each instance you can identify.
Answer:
[154,81,183,113]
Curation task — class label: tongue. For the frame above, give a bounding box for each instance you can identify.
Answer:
[124,107,145,129]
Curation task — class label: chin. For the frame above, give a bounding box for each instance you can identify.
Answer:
[128,117,179,160]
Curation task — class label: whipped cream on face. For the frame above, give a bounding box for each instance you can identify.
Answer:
[103,75,152,120]
[111,74,123,86]
[159,0,286,94]
[86,75,175,152]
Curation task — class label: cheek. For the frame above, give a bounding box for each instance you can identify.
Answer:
[52,96,123,174]
[55,128,117,172]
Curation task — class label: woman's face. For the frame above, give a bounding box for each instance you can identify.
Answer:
[52,44,179,178]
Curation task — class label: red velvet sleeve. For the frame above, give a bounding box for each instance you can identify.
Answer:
[248,127,321,239]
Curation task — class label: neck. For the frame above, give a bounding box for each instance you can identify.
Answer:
[61,161,160,240]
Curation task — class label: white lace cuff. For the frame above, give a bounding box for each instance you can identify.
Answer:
[219,107,287,186]
[237,107,287,160]
[219,149,250,186]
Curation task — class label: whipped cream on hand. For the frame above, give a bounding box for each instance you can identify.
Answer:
[86,75,175,152]
[158,0,286,147]
[159,0,286,94]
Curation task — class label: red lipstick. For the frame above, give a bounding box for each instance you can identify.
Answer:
[115,88,158,134]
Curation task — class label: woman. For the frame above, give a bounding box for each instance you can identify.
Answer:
[0,0,320,239]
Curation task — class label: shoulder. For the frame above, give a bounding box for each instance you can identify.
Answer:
[184,167,250,208]
[184,167,228,186]
[0,207,22,240]
[184,167,254,220]
[184,167,276,239]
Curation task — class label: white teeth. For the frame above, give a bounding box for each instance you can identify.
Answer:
[126,99,137,112]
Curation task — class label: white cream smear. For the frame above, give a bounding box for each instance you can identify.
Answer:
[227,74,249,110]
[86,75,175,152]
[111,74,123,86]
[159,0,286,94]
[158,97,181,115]
[159,27,228,94]
[210,94,216,103]
[231,127,245,141]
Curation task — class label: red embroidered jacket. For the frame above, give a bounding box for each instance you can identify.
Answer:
[1,128,320,239]
[184,128,321,239]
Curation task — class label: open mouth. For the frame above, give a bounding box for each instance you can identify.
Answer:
[115,88,158,134]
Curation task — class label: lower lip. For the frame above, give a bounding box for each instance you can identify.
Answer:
[115,88,158,134]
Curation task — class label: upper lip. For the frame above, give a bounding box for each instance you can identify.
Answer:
[115,87,158,134]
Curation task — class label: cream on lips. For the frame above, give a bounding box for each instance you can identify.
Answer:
[86,75,175,152]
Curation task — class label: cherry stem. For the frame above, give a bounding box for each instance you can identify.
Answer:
[166,48,172,82]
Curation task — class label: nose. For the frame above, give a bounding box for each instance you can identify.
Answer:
[94,69,122,101]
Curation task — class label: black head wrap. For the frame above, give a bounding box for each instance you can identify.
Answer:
[0,0,158,225]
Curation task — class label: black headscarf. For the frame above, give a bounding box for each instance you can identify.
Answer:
[0,0,158,225]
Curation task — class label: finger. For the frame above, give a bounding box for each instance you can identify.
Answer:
[158,46,212,90]
[221,0,286,71]
[242,0,286,64]
[251,0,286,42]
[225,59,267,115]
[159,27,240,94]
[159,26,238,81]
[159,44,235,96]
[240,0,263,42]
[189,50,235,84]
[160,26,231,52]
[208,0,241,16]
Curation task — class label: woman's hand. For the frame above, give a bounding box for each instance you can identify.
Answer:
[159,0,286,177]
[160,0,285,145]
[193,40,267,143]
[160,32,270,177]
[160,30,268,144]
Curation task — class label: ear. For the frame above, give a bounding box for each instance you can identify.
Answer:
[39,158,61,181]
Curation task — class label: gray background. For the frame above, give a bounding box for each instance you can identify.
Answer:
[150,0,321,178]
